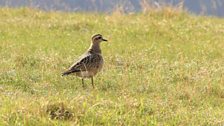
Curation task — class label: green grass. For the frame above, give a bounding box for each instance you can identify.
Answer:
[0,8,224,125]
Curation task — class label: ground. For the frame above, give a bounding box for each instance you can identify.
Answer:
[0,8,224,125]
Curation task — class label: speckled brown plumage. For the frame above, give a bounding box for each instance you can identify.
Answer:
[62,34,107,88]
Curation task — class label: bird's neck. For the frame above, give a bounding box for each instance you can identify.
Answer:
[88,43,101,54]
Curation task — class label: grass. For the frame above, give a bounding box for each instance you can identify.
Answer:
[0,8,224,125]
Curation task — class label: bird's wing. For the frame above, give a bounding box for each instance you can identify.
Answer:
[62,53,101,76]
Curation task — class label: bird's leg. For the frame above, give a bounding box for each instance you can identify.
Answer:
[82,78,85,88]
[91,77,95,89]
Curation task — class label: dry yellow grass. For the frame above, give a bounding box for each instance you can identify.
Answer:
[0,8,224,125]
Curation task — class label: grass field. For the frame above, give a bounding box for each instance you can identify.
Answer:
[0,8,224,125]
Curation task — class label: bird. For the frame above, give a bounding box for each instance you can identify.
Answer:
[62,34,107,88]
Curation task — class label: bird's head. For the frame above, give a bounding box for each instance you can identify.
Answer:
[91,34,107,44]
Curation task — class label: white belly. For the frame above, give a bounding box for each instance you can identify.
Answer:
[80,71,93,78]
[76,71,96,78]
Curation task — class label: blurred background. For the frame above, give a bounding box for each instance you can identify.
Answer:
[0,0,223,17]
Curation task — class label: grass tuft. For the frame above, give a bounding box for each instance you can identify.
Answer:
[45,102,74,120]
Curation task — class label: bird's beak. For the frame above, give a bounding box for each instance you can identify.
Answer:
[102,38,108,42]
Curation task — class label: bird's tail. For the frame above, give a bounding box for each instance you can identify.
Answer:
[61,71,73,76]
[62,69,80,76]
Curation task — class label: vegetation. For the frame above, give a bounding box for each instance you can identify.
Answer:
[0,8,223,125]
